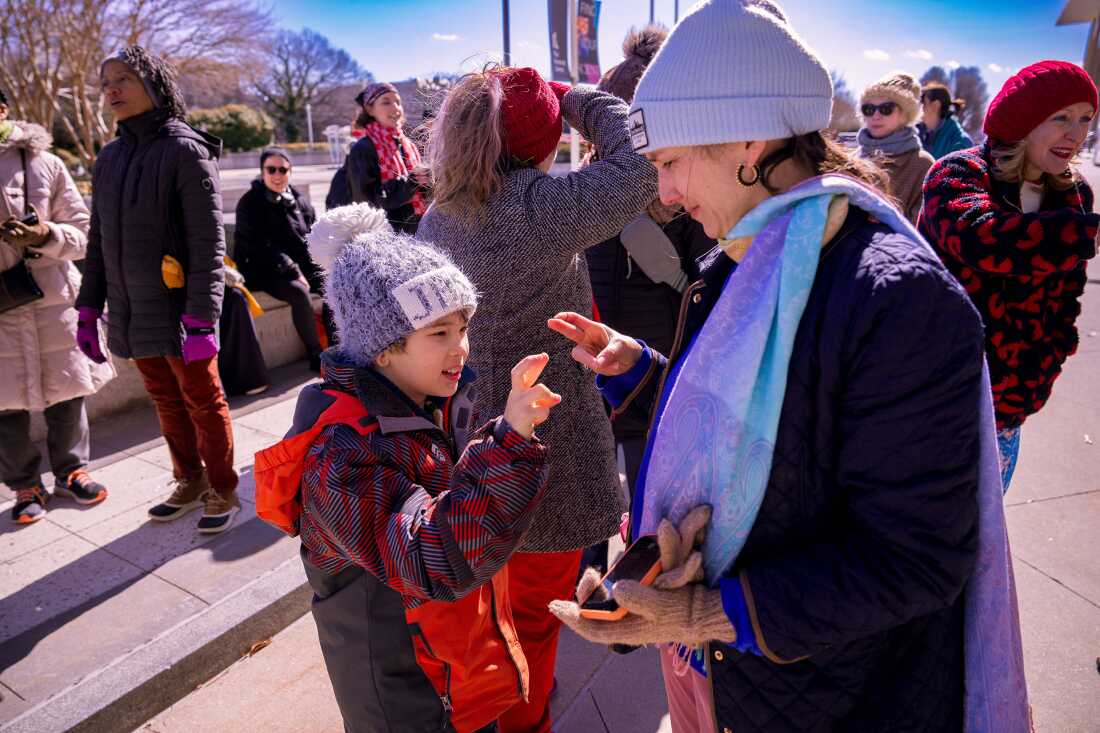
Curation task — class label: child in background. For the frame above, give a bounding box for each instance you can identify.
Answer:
[292,229,559,733]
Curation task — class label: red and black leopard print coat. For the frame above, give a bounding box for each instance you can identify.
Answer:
[918,145,1099,429]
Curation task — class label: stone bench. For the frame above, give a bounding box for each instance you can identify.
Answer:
[28,291,322,442]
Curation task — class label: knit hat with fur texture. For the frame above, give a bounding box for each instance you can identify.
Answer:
[628,0,832,152]
[307,202,392,276]
[328,230,478,365]
[598,25,669,103]
[860,73,922,126]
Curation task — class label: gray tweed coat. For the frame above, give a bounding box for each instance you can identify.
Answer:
[418,87,658,552]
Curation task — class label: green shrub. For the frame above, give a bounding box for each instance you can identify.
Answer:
[187,105,275,152]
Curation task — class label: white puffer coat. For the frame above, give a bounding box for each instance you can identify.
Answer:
[0,121,115,411]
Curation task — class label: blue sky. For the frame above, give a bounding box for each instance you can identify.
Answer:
[272,0,1089,95]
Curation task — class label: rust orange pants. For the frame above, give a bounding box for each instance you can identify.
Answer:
[134,355,238,493]
[497,549,583,733]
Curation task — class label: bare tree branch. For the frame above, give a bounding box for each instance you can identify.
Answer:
[250,28,369,142]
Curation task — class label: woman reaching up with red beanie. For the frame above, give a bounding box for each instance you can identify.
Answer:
[920,60,1099,492]
[418,66,657,733]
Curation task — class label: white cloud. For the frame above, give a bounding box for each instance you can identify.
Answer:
[906,49,933,61]
[987,63,1004,73]
[946,60,961,70]
[432,33,460,42]
[863,49,891,62]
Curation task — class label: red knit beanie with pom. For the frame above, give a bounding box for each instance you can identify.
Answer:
[494,67,568,165]
[984,60,1098,143]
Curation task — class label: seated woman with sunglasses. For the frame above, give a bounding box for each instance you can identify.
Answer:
[233,148,325,371]
[857,73,935,223]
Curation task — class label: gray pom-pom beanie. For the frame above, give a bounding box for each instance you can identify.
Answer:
[627,0,833,152]
[328,230,478,365]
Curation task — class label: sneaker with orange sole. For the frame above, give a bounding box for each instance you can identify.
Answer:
[11,485,49,524]
[54,469,108,505]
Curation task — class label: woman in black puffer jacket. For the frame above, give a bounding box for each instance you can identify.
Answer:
[233,148,325,370]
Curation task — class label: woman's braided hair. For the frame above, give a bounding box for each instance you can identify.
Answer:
[113,45,187,120]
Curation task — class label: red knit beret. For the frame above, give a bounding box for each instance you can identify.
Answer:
[984,60,1098,143]
[494,67,567,165]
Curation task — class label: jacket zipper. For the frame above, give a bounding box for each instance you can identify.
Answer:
[115,140,139,312]
[409,624,454,727]
[489,586,527,700]
[640,278,704,440]
[129,164,144,205]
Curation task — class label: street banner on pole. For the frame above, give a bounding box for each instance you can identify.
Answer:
[577,0,601,83]
[547,0,571,82]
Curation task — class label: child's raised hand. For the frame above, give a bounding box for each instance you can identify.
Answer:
[504,353,561,439]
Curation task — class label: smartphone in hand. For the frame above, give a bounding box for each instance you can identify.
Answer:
[577,535,662,621]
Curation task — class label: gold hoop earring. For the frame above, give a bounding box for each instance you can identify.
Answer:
[737,163,761,187]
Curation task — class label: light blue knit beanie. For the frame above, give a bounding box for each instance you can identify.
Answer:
[628,0,833,152]
[328,230,478,365]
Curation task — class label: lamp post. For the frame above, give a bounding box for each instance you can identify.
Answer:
[569,0,580,170]
[503,0,511,65]
[306,103,314,148]
[650,0,655,23]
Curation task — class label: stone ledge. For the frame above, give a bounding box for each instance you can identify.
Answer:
[0,557,310,733]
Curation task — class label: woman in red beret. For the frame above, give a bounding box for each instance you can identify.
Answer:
[919,60,1100,491]
[418,66,657,733]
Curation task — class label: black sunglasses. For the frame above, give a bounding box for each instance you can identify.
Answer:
[861,102,898,117]
[264,165,290,175]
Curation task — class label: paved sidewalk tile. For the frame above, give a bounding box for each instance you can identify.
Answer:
[135,613,342,733]
[41,463,173,534]
[0,573,206,716]
[0,519,73,565]
[151,517,298,605]
[75,491,261,574]
[582,645,670,733]
[234,398,299,435]
[125,423,282,476]
[1013,559,1100,733]
[1007,491,1100,606]
[550,629,616,722]
[0,535,142,644]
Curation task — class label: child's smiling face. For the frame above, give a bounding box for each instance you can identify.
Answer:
[374,312,470,406]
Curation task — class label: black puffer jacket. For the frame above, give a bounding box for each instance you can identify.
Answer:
[586,211,713,439]
[619,209,984,732]
[77,110,225,359]
[233,180,321,293]
[346,136,421,234]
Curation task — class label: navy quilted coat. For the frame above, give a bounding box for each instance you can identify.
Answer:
[620,208,985,732]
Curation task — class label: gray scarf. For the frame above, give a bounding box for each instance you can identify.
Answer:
[858,126,921,158]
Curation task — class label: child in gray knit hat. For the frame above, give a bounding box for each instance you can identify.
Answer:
[286,227,565,733]
[327,227,561,430]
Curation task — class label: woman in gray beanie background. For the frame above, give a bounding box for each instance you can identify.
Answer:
[548,1,1018,731]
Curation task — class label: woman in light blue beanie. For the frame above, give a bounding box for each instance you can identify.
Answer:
[549,1,1023,732]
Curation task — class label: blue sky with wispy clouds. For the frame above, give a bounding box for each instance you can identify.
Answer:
[272,0,1088,95]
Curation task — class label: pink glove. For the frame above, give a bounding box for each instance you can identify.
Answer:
[76,307,107,364]
[181,314,218,364]
[548,81,570,101]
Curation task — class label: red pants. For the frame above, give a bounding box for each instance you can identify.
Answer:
[134,355,238,493]
[497,549,583,733]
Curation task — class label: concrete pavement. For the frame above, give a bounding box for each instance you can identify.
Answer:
[0,361,318,730]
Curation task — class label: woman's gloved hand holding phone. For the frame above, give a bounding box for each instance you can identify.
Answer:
[549,505,735,646]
